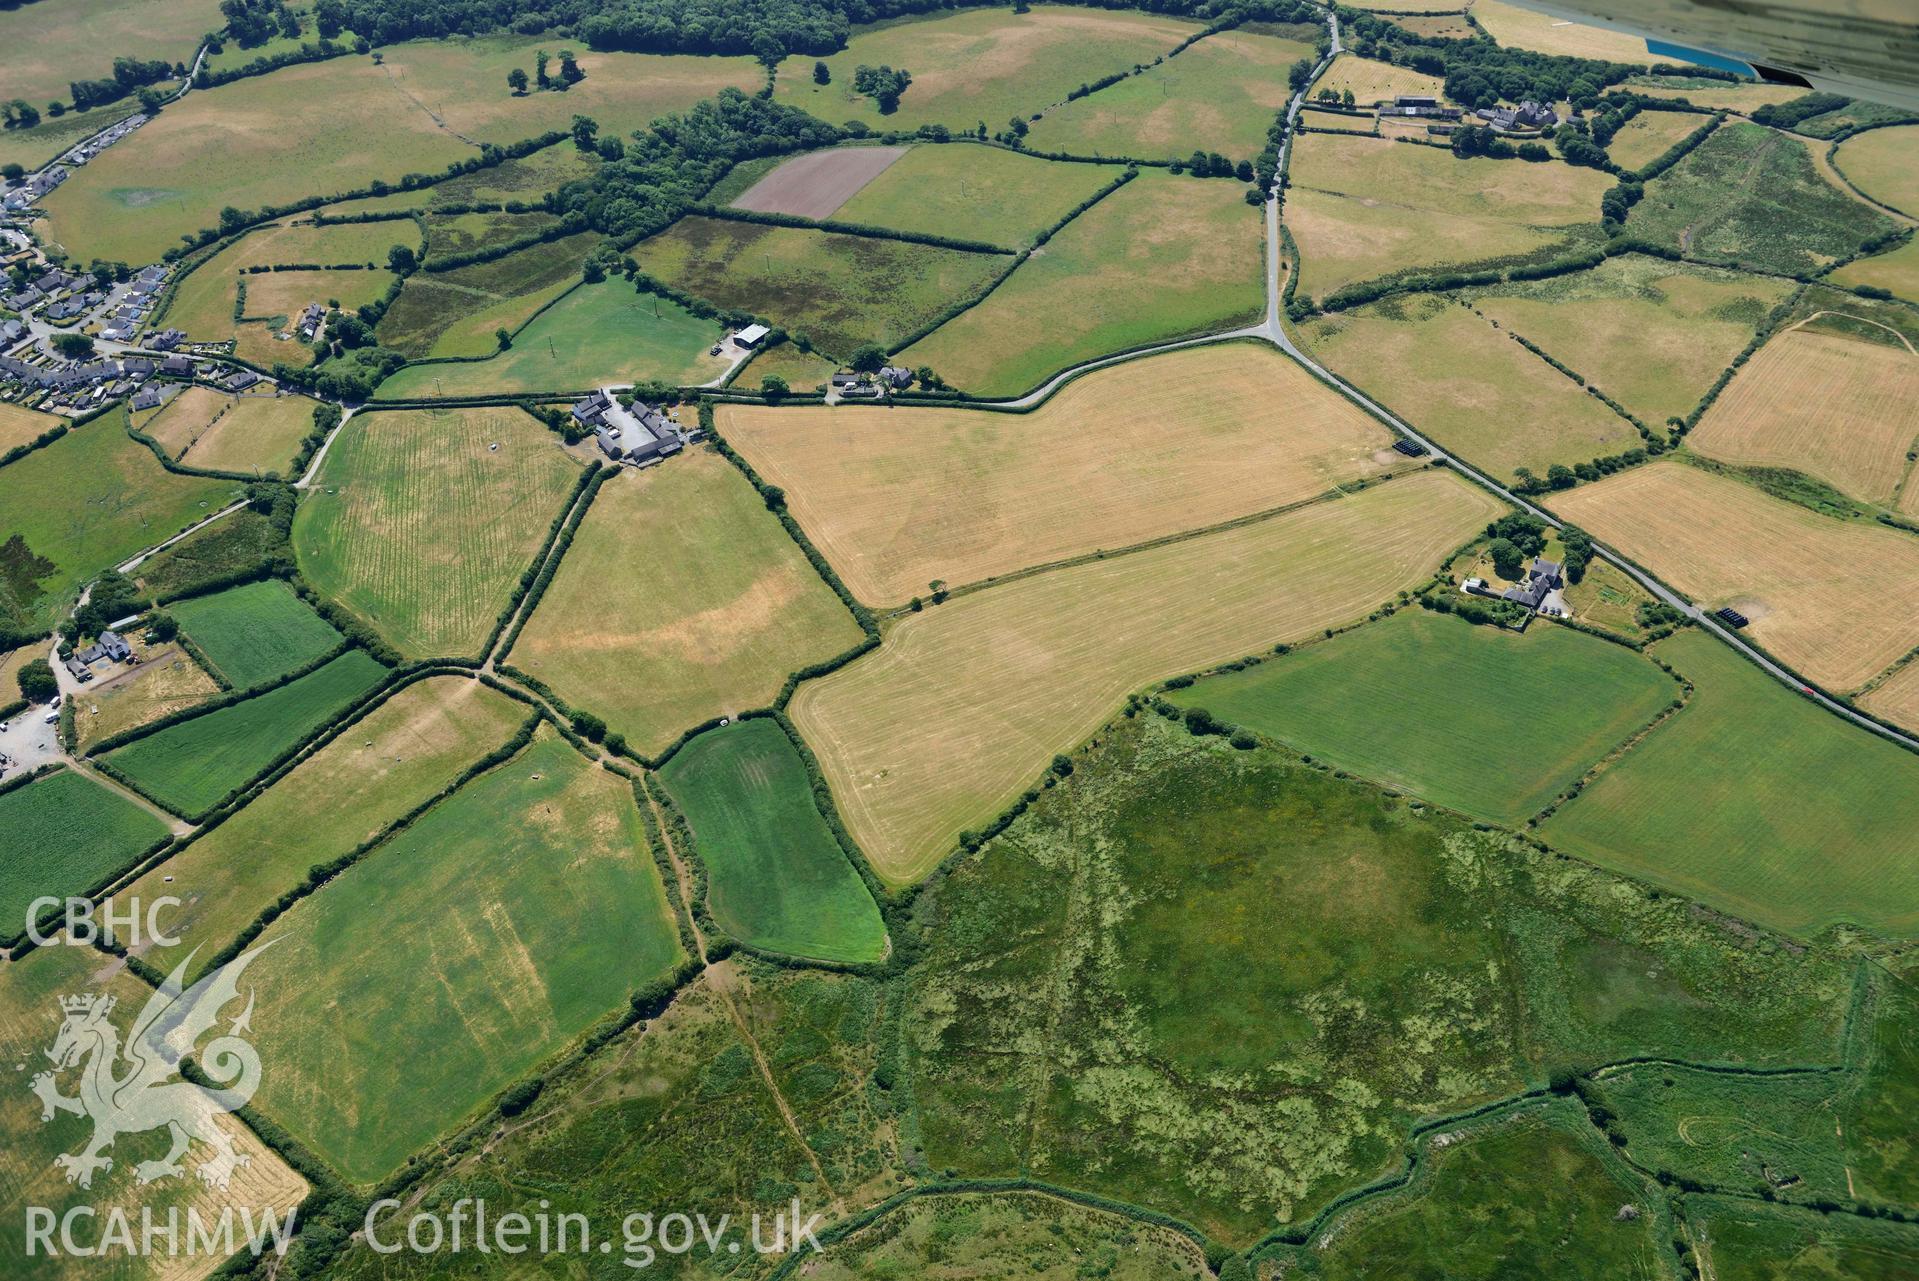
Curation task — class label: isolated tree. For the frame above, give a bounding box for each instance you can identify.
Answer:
[386,244,416,274]
[1488,537,1523,579]
[535,49,550,88]
[558,50,584,84]
[52,332,94,359]
[148,613,179,642]
[570,114,598,151]
[760,374,789,401]
[813,61,831,85]
[1,163,22,184]
[507,67,529,95]
[1342,88,1355,107]
[495,327,512,350]
[17,658,57,704]
[847,342,886,373]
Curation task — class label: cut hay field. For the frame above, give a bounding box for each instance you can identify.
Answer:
[294,405,582,658]
[1540,629,1919,936]
[0,410,235,633]
[1863,660,1919,734]
[1549,462,1919,690]
[1311,53,1446,105]
[510,449,864,756]
[1388,12,1474,38]
[376,231,597,359]
[1285,132,1610,300]
[790,468,1501,883]
[720,342,1397,606]
[1,0,219,119]
[773,5,1201,132]
[73,648,220,750]
[1688,326,1919,508]
[0,769,168,939]
[659,718,887,964]
[0,402,62,456]
[1466,254,1795,426]
[1297,292,1643,482]
[1167,609,1676,824]
[1023,26,1316,161]
[179,394,318,475]
[39,44,749,265]
[101,648,388,817]
[1631,122,1899,277]
[375,282,727,398]
[109,676,526,968]
[1607,108,1711,172]
[0,945,309,1281]
[731,145,910,220]
[1833,124,1919,216]
[245,732,682,1186]
[630,216,1007,358]
[138,386,229,459]
[170,580,343,689]
[1831,235,1919,303]
[900,172,1262,396]
[831,145,1118,247]
[1472,0,1657,62]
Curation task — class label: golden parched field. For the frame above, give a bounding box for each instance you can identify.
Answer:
[1548,461,1919,691]
[1469,0,1656,63]
[1831,235,1919,304]
[1688,325,1919,509]
[1312,53,1446,105]
[1605,110,1710,173]
[293,405,583,659]
[790,468,1501,883]
[143,389,318,476]
[719,343,1398,607]
[0,401,62,455]
[510,448,865,756]
[1299,292,1642,481]
[1284,132,1611,300]
[73,647,220,751]
[1862,659,1919,735]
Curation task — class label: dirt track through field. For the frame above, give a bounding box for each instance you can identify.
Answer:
[731,146,910,219]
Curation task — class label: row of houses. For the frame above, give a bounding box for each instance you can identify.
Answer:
[62,112,148,168]
[104,266,171,343]
[572,389,696,465]
[2,166,67,213]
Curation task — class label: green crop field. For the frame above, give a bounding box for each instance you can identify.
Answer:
[0,769,168,940]
[1464,254,1795,427]
[900,171,1262,396]
[659,719,886,964]
[101,649,388,817]
[830,145,1117,247]
[1025,26,1315,162]
[512,449,863,755]
[376,231,598,359]
[169,579,343,689]
[629,216,1008,357]
[294,405,583,659]
[773,5,1200,132]
[244,732,682,1186]
[1629,122,1899,276]
[1296,291,1644,484]
[108,677,526,969]
[375,281,728,397]
[1541,629,1919,936]
[1168,610,1678,825]
[0,409,235,633]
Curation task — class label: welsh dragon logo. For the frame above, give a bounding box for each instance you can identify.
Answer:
[30,945,273,1191]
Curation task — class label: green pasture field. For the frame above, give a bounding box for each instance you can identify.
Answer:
[100,648,387,816]
[900,170,1262,396]
[1023,25,1316,163]
[1833,124,1919,216]
[629,216,1008,357]
[1630,122,1898,276]
[168,579,343,689]
[1464,254,1795,426]
[1590,1064,1850,1206]
[1687,1196,1919,1280]
[1167,609,1677,825]
[0,769,168,939]
[375,281,728,397]
[1284,131,1611,302]
[510,449,863,756]
[1795,100,1919,140]
[107,677,526,971]
[420,209,561,261]
[1296,292,1643,482]
[807,1192,1209,1281]
[244,733,683,1186]
[831,145,1117,247]
[323,963,899,1275]
[909,713,1848,1243]
[375,231,598,359]
[773,5,1201,132]
[1295,1108,1665,1279]
[1607,109,1708,172]
[2,0,217,120]
[132,507,288,600]
[1831,234,1919,303]
[0,409,235,632]
[0,102,159,173]
[0,945,309,1281]
[659,718,886,965]
[1541,629,1919,937]
[739,340,839,392]
[293,405,583,659]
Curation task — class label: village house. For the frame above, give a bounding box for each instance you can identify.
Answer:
[150,329,187,352]
[297,303,324,341]
[131,385,163,411]
[1501,557,1565,614]
[75,630,133,668]
[1476,100,1558,131]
